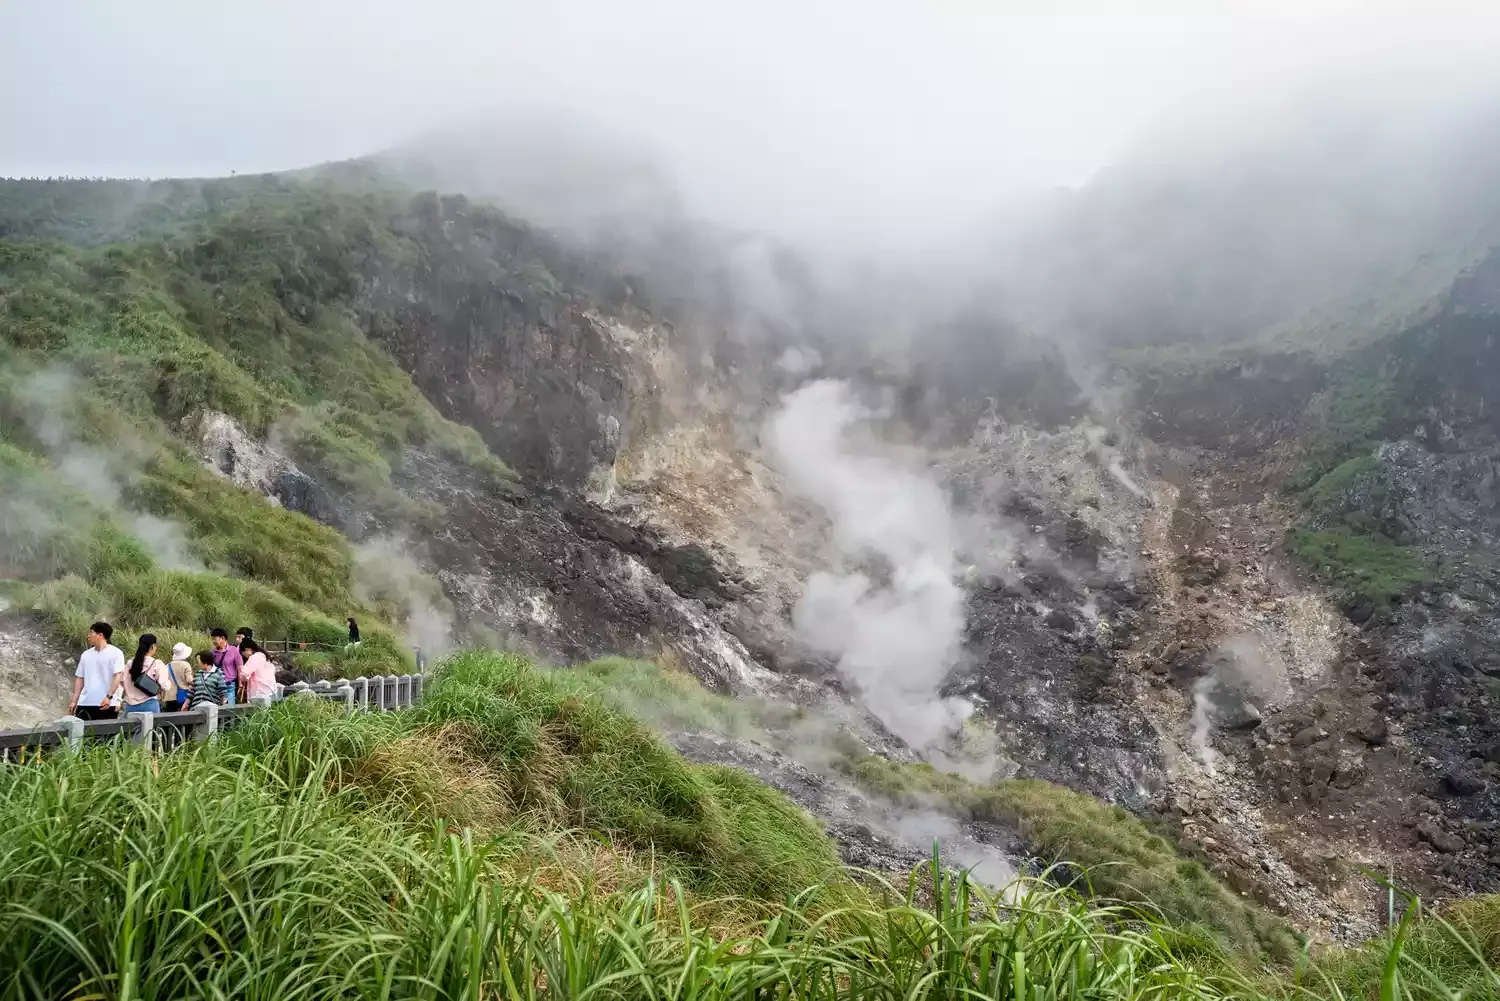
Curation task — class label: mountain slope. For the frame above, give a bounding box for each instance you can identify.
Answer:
[7,134,1500,946]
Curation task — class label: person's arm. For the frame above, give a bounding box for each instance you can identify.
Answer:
[68,675,83,714]
[106,648,126,706]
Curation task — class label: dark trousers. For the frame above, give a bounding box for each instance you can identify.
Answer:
[161,699,183,713]
[75,705,118,721]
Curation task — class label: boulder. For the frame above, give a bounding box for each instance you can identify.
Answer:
[1043,608,1077,632]
[1417,819,1465,854]
[1348,713,1389,747]
[1209,691,1263,730]
[1443,770,1486,797]
[1291,726,1328,748]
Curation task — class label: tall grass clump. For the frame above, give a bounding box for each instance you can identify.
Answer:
[411,651,843,901]
[0,727,1255,1001]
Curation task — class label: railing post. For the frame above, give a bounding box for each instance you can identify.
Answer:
[196,704,218,741]
[133,712,154,746]
[65,717,85,751]
[353,676,369,710]
[337,684,355,714]
[411,674,423,704]
[286,681,309,699]
[371,675,386,711]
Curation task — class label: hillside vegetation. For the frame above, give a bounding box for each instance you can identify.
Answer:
[0,175,558,670]
[1,652,1496,999]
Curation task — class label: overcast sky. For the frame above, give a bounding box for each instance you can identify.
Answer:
[4,1,1499,244]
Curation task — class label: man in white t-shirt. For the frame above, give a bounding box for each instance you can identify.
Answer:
[68,621,126,721]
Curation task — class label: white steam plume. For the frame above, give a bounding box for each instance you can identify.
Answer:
[1189,676,1220,775]
[14,367,205,573]
[1083,424,1152,506]
[352,537,455,659]
[765,379,973,753]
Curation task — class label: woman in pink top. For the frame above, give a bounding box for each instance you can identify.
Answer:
[239,639,278,702]
[118,634,168,714]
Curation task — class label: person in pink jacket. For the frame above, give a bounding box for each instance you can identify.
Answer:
[239,639,278,702]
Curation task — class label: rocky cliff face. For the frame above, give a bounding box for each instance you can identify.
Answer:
[358,195,637,492]
[1101,248,1500,920]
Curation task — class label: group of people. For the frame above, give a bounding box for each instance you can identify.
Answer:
[66,622,278,720]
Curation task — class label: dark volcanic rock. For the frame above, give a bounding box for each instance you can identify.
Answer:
[272,469,338,525]
[952,583,1166,808]
[392,452,760,693]
[1444,770,1486,797]
[358,199,633,491]
[562,502,733,606]
[1417,819,1465,854]
[1043,608,1077,632]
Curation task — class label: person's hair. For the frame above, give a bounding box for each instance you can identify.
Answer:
[90,621,113,641]
[235,627,253,640]
[240,638,261,656]
[197,650,216,666]
[210,627,228,639]
[130,633,157,682]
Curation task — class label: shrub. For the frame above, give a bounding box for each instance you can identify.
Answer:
[414,651,842,899]
[1288,526,1432,607]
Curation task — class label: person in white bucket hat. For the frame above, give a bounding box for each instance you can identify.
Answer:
[162,642,195,712]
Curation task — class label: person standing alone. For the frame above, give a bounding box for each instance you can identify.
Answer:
[67,621,125,720]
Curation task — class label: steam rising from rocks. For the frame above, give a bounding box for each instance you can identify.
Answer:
[1189,635,1288,773]
[11,368,204,572]
[764,379,973,753]
[353,537,455,658]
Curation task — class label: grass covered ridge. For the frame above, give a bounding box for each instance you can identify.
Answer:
[833,752,1304,965]
[1,649,1496,999]
[0,179,548,670]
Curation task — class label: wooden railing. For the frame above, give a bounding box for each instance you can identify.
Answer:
[0,674,424,762]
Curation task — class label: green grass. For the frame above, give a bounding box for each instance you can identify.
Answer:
[1288,527,1432,608]
[1288,375,1406,493]
[0,177,540,676]
[0,649,1495,999]
[831,752,1304,965]
[566,655,788,735]
[1286,452,1433,608]
[0,436,412,674]
[406,652,841,899]
[566,658,1303,963]
[0,182,520,525]
[1300,455,1380,517]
